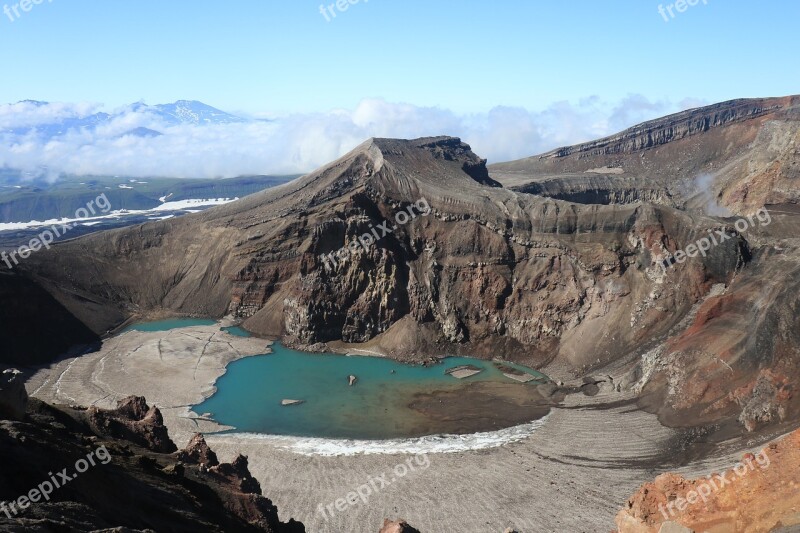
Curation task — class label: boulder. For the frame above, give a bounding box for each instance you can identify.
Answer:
[0,368,27,420]
[379,519,421,533]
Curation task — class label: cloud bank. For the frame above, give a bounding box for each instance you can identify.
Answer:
[0,96,703,180]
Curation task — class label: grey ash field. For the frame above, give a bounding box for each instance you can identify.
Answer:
[2,96,800,532]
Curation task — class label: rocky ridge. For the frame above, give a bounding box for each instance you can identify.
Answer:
[491,96,800,215]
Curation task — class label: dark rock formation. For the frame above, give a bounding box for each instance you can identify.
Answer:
[87,396,177,453]
[547,98,780,158]
[177,432,219,466]
[0,270,100,367]
[0,398,304,532]
[513,175,674,206]
[0,369,27,420]
[209,454,262,496]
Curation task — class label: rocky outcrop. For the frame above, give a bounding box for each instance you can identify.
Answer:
[512,175,675,206]
[379,519,422,533]
[175,433,285,525]
[0,368,27,420]
[177,432,219,466]
[735,370,791,431]
[491,96,800,215]
[544,99,781,159]
[209,454,263,496]
[0,397,304,532]
[87,396,177,453]
[615,429,800,532]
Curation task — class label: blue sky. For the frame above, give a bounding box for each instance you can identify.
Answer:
[1,0,797,115]
[0,1,798,177]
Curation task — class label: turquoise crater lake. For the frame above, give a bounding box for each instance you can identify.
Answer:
[195,342,550,440]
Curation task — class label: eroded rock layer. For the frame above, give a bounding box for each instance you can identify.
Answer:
[491,96,800,215]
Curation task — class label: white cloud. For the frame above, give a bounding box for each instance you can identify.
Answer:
[0,96,697,180]
[0,101,101,129]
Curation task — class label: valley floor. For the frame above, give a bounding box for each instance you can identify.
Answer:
[23,323,787,533]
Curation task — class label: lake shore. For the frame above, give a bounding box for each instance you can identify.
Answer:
[25,320,271,445]
[22,321,783,532]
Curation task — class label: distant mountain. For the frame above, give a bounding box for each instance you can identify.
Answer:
[117,127,163,139]
[2,100,251,140]
[151,100,248,126]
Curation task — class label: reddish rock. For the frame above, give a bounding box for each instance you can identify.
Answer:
[177,433,219,467]
[87,396,177,453]
[211,454,262,495]
[615,429,800,532]
[379,519,422,533]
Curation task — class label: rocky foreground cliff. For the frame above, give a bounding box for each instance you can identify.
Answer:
[0,388,304,531]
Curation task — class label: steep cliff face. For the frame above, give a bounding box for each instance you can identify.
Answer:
[543,98,781,159]
[0,271,100,366]
[17,137,737,371]
[513,175,676,206]
[490,96,800,215]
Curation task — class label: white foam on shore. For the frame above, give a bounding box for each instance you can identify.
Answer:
[219,414,550,456]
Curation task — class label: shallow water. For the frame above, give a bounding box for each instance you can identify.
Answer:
[124,318,217,332]
[220,325,251,337]
[195,342,548,439]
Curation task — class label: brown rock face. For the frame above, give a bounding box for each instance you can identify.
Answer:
[379,518,422,533]
[177,435,273,521]
[177,432,220,467]
[87,396,177,453]
[615,429,800,532]
[16,136,739,370]
[210,454,263,496]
